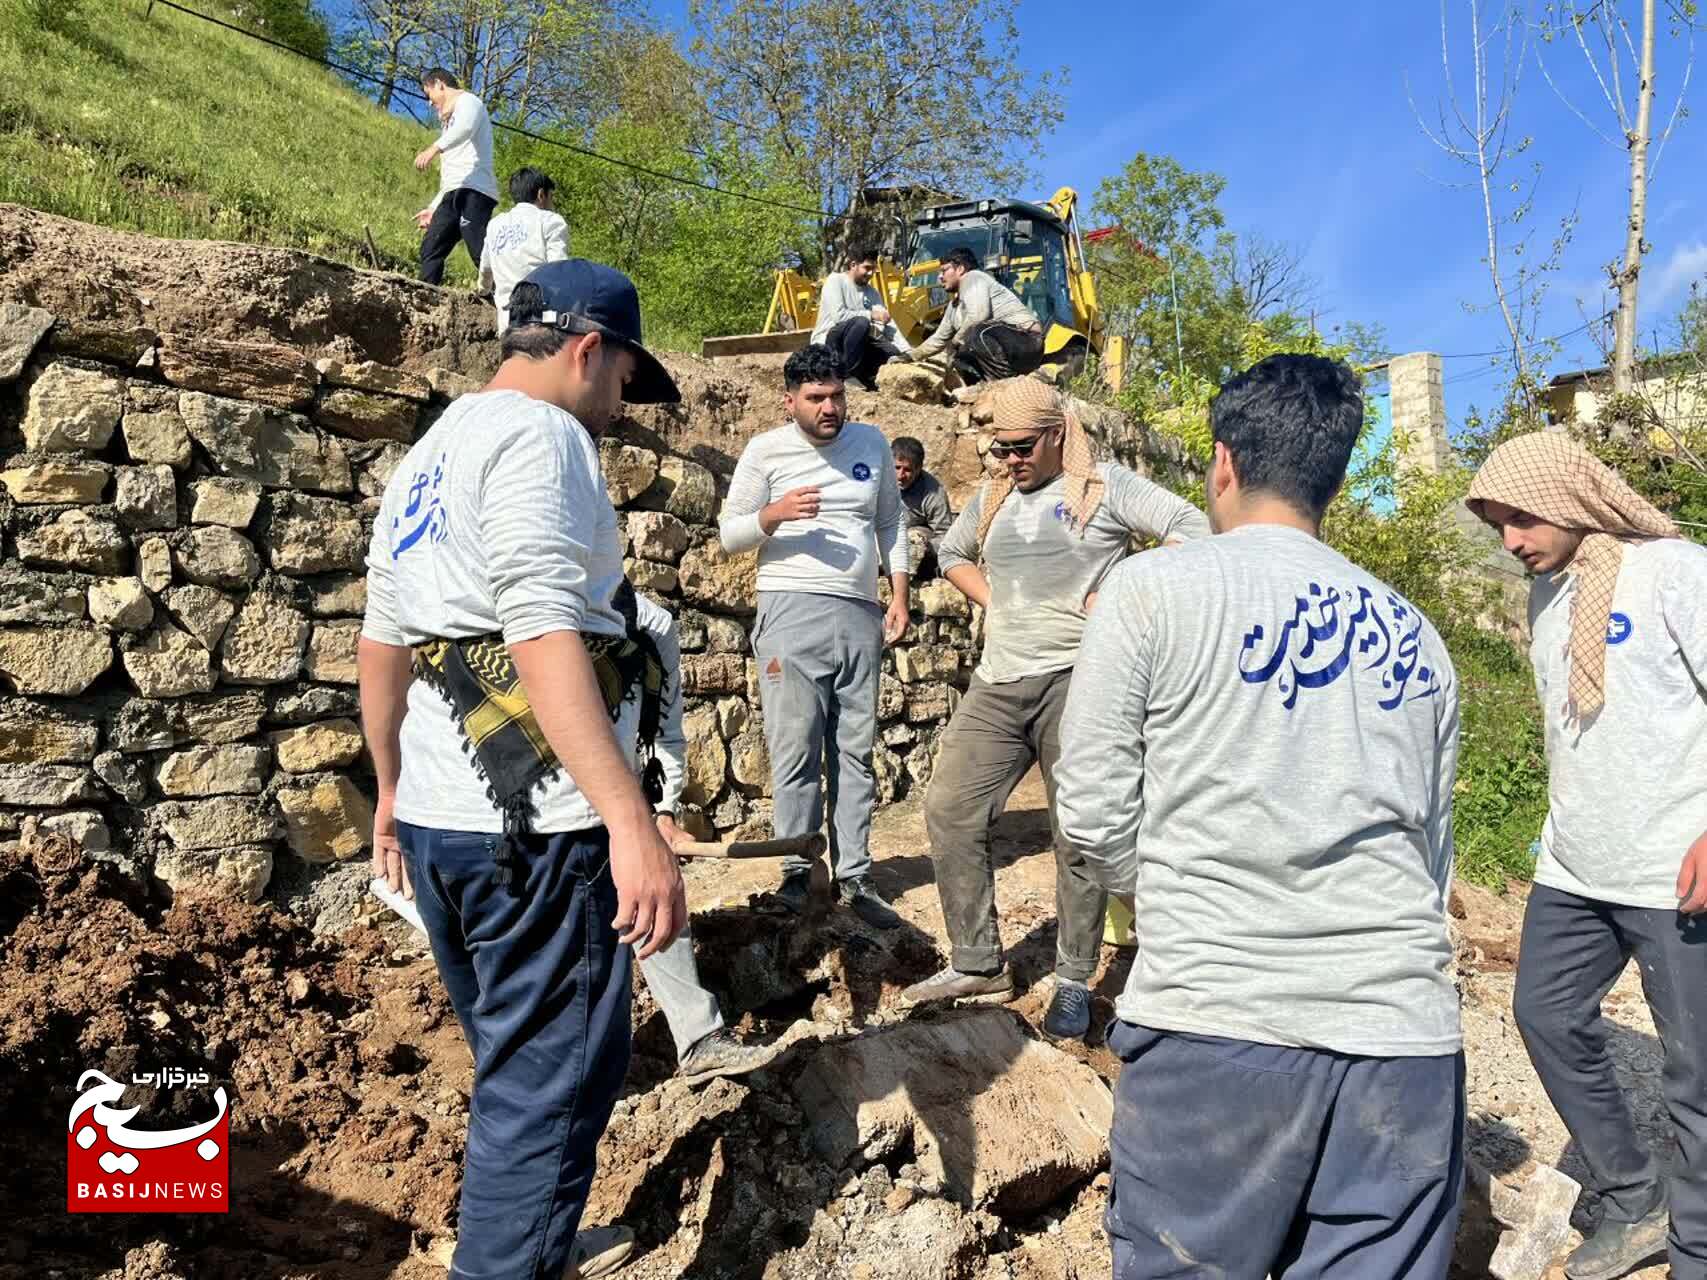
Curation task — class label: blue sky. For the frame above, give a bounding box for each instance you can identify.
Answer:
[358,1,1700,425]
[1006,2,1701,424]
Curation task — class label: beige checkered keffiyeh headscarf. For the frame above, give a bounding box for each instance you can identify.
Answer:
[1467,432,1679,722]
[974,378,1105,549]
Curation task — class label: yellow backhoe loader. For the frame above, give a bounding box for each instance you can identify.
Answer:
[702,187,1126,390]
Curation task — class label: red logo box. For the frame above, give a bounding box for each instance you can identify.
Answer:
[67,1070,230,1213]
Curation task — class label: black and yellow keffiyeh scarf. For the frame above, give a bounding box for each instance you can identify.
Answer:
[412,580,669,890]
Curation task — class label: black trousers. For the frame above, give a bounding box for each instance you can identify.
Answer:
[1513,883,1707,1278]
[420,188,497,285]
[953,321,1045,384]
[824,315,900,386]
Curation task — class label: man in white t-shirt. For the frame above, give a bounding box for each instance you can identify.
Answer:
[413,67,499,285]
[358,259,684,1279]
[1470,432,1707,1280]
[479,167,571,334]
[718,343,911,929]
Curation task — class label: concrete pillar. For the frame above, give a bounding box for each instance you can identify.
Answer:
[1388,352,1451,475]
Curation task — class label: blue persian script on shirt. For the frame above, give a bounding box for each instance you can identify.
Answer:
[392,455,449,560]
[1239,582,1441,711]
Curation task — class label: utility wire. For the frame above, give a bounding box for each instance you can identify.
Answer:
[146,0,838,221]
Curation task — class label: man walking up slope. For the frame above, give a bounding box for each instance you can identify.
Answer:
[1057,354,1465,1278]
[414,67,499,285]
[718,343,911,930]
[1470,432,1707,1280]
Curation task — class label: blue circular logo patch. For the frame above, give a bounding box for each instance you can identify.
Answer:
[1606,612,1633,645]
[852,462,871,481]
[1053,501,1068,521]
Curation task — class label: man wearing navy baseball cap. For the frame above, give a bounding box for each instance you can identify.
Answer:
[359,258,683,1278]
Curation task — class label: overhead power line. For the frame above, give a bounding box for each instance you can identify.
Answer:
[146,0,838,221]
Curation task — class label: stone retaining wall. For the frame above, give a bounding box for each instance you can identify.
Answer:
[0,239,976,918]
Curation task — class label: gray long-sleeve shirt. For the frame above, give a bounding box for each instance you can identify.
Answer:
[939,463,1210,682]
[901,472,954,543]
[718,421,909,603]
[1055,523,1463,1058]
[810,273,911,351]
[914,270,1041,360]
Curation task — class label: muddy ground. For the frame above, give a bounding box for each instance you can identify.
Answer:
[0,775,1673,1280]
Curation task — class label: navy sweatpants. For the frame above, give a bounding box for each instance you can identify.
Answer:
[399,822,632,1280]
[1106,1020,1465,1279]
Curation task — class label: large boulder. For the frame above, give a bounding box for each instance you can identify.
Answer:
[157,334,319,410]
[678,538,757,613]
[21,364,124,453]
[179,392,352,494]
[791,1009,1113,1215]
[0,627,112,695]
[0,302,55,381]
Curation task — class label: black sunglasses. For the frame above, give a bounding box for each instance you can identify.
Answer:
[988,432,1048,459]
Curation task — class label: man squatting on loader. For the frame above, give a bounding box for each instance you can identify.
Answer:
[899,376,1209,1041]
[811,246,912,389]
[899,245,1046,384]
[359,259,687,1280]
[1057,354,1466,1278]
[719,343,912,931]
[1470,432,1707,1280]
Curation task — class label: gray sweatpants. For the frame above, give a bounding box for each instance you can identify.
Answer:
[1514,883,1707,1278]
[923,670,1107,982]
[1106,1020,1465,1279]
[752,590,882,883]
[636,923,723,1061]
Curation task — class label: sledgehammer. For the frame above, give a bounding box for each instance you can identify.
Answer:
[671,833,827,861]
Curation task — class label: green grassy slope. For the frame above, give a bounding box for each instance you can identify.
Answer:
[0,0,466,278]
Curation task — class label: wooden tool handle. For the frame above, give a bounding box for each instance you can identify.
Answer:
[673,833,828,860]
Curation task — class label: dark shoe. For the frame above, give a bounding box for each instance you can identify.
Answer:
[898,964,1016,1008]
[775,868,812,915]
[1564,1198,1670,1280]
[1042,980,1092,1042]
[838,876,901,930]
[676,1028,780,1086]
[565,1224,634,1278]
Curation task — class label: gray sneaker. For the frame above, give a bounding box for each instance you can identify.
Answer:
[1564,1199,1670,1280]
[898,964,1015,1009]
[676,1028,779,1085]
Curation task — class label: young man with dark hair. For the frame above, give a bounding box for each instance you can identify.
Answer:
[810,246,911,389]
[1056,353,1465,1278]
[479,167,571,334]
[1469,432,1707,1280]
[414,68,498,285]
[891,435,953,577]
[903,246,1044,384]
[901,378,1209,1038]
[359,259,686,1279]
[718,342,911,930]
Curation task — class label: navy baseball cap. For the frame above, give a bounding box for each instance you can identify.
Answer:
[510,259,680,404]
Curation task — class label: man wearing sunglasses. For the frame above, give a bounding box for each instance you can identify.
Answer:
[900,377,1209,1041]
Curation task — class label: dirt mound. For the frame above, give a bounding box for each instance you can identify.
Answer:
[0,824,464,1280]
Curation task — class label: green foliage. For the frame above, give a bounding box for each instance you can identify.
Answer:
[0,0,446,275]
[687,0,1065,249]
[249,0,331,61]
[1448,623,1548,888]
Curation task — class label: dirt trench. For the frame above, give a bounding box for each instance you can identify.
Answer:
[0,779,1676,1280]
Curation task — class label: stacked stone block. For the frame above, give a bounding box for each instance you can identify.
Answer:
[0,299,976,914]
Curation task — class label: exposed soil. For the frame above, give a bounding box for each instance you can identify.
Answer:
[0,780,1676,1280]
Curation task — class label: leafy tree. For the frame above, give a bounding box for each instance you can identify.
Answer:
[686,0,1065,248]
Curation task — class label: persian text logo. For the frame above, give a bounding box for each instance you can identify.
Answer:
[67,1068,230,1214]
